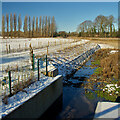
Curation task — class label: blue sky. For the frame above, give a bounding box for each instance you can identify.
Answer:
[1,2,118,32]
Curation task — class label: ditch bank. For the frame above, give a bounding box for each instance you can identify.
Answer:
[55,44,101,80]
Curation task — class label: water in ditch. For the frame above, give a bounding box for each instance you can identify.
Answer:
[39,58,106,120]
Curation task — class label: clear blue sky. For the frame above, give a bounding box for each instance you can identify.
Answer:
[2,2,118,32]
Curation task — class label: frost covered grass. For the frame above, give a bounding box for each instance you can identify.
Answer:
[48,42,99,78]
[87,49,120,102]
[1,38,81,55]
[0,38,90,74]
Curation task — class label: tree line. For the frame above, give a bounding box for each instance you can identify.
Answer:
[2,14,57,38]
[77,15,119,38]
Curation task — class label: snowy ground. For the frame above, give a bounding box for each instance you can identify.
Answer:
[0,38,93,119]
[0,38,95,98]
[0,38,89,72]
[1,75,61,118]
[0,37,113,119]
[98,44,114,49]
[1,38,80,55]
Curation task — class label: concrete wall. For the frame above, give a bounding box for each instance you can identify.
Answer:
[3,75,63,120]
[42,68,58,77]
[94,102,120,119]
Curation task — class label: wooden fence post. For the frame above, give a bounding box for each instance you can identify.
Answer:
[33,54,35,71]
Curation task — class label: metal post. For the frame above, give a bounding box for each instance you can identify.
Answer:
[46,55,48,76]
[37,59,40,81]
[8,71,12,96]
[33,54,35,71]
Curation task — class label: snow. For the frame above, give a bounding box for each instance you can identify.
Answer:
[81,39,89,42]
[0,38,78,55]
[0,38,100,118]
[0,38,91,74]
[1,74,61,118]
[50,44,100,78]
[94,102,120,118]
[110,50,118,54]
[103,84,120,93]
[99,44,114,49]
[0,38,95,82]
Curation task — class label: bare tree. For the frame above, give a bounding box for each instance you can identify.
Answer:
[23,16,28,37]
[118,16,120,37]
[10,13,13,38]
[77,22,85,36]
[39,16,42,37]
[42,16,45,37]
[77,15,117,37]
[51,16,56,37]
[14,13,17,38]
[36,17,38,37]
[48,16,51,37]
[2,14,58,38]
[107,15,115,37]
[6,14,9,38]
[94,15,108,36]
[93,22,97,36]
[2,15,5,38]
[32,16,35,37]
[45,16,48,37]
[83,20,93,36]
[18,14,22,38]
[28,16,31,38]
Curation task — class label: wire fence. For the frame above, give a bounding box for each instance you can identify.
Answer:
[2,39,79,54]
[0,42,101,103]
[0,54,51,98]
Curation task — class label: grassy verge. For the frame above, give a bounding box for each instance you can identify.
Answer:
[86,49,120,102]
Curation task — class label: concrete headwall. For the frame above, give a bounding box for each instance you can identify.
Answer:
[3,75,63,119]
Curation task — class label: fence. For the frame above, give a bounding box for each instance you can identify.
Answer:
[3,39,78,54]
[0,54,50,98]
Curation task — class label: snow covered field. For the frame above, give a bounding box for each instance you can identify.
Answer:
[1,38,78,55]
[0,38,101,91]
[0,38,90,76]
[0,38,92,92]
[0,38,87,65]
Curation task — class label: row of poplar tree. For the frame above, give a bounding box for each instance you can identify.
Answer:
[2,14,57,38]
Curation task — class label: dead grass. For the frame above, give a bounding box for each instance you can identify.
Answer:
[92,49,120,80]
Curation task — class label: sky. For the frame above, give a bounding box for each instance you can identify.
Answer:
[1,2,119,32]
